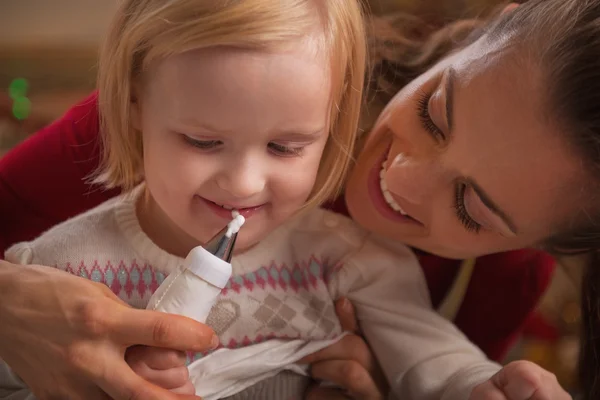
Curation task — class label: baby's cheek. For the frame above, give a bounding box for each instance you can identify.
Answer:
[275,172,317,206]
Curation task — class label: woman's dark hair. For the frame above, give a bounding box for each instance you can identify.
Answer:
[368,1,600,398]
[364,13,484,116]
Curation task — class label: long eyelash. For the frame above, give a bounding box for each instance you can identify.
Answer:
[453,183,482,234]
[269,143,303,157]
[182,135,220,149]
[416,91,444,141]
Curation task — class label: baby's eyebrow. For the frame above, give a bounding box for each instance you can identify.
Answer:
[172,120,234,134]
[273,129,325,141]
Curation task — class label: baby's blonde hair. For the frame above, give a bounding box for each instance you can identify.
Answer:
[96,0,367,208]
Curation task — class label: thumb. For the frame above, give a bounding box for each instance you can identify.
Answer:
[334,297,359,333]
[491,362,539,400]
[98,359,202,400]
[112,306,218,352]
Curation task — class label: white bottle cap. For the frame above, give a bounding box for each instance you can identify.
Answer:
[184,246,232,289]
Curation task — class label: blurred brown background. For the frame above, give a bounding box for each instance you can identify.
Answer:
[0,0,508,132]
[0,0,583,397]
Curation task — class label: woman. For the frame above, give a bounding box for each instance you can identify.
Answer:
[0,1,576,399]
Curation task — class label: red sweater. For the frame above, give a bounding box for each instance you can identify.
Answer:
[0,92,555,362]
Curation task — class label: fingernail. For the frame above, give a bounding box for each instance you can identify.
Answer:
[211,335,220,349]
[341,298,352,312]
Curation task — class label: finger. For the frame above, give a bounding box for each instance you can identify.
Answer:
[306,386,351,400]
[111,307,217,352]
[97,360,201,400]
[172,380,196,395]
[298,334,373,372]
[503,378,536,399]
[470,380,507,400]
[334,298,359,333]
[517,370,571,400]
[492,362,540,400]
[129,364,190,390]
[533,373,571,400]
[310,360,381,400]
[126,346,187,370]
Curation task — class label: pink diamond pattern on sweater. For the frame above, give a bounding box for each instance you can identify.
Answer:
[56,256,343,370]
[58,256,341,365]
[222,256,331,295]
[60,257,333,302]
[62,260,166,303]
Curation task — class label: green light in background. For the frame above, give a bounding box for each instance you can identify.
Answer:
[12,97,31,120]
[8,78,31,120]
[9,78,29,100]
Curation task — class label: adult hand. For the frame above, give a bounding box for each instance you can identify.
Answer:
[300,298,389,400]
[0,260,217,400]
[469,360,572,400]
[126,345,195,394]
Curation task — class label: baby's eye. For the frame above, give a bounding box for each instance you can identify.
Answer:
[268,142,303,157]
[183,135,221,149]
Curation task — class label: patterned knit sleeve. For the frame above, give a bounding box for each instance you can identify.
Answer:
[328,237,501,400]
[0,243,34,397]
[4,243,34,265]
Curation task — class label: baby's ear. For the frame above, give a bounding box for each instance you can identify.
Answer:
[501,3,519,14]
[130,84,142,131]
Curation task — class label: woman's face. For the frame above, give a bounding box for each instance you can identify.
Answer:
[346,36,584,259]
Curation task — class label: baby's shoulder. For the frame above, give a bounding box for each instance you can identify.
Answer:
[290,208,417,263]
[288,208,369,249]
[6,196,128,265]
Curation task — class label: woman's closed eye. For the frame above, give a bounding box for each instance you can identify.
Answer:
[454,181,518,237]
[416,90,445,142]
[454,182,482,234]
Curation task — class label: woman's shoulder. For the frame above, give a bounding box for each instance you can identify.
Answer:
[0,91,116,252]
[64,91,100,139]
[419,248,554,274]
[475,249,554,275]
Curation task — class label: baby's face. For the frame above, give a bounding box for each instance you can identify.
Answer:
[133,41,331,256]
[346,35,584,259]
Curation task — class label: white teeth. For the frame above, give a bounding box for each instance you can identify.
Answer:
[215,202,234,210]
[379,160,408,215]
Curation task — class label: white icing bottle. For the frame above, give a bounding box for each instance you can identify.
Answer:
[146,212,245,323]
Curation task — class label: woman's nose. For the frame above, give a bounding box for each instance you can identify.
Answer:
[384,153,442,205]
[216,159,266,200]
[387,117,438,160]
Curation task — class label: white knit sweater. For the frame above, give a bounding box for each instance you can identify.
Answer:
[1,187,500,400]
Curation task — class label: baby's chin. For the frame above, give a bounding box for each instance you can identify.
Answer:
[228,229,270,255]
[231,238,258,254]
